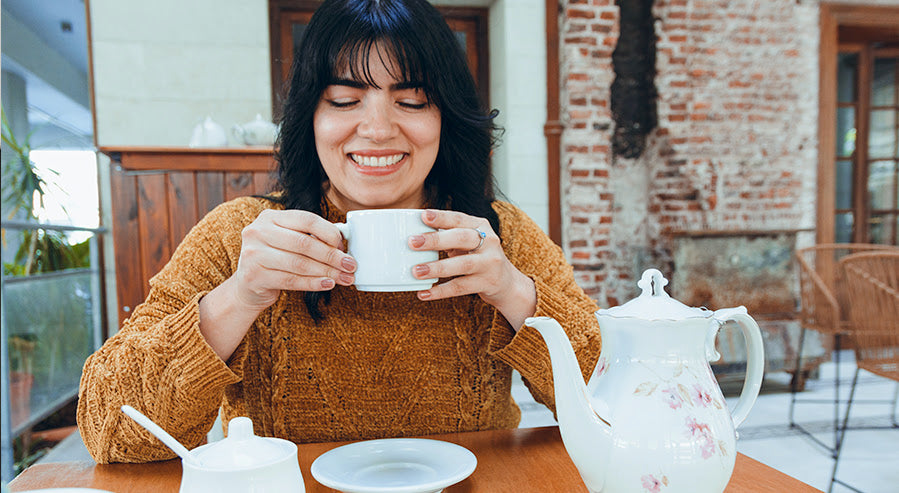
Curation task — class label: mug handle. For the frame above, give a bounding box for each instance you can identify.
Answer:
[335,222,349,240]
[712,307,765,428]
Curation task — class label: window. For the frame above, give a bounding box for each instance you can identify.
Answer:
[268,1,489,120]
[835,43,899,244]
[819,5,899,245]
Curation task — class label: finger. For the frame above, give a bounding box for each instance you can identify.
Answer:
[409,227,487,253]
[260,248,354,285]
[420,209,490,231]
[245,218,354,274]
[417,277,479,301]
[413,254,480,281]
[408,220,500,256]
[265,209,345,248]
[277,229,355,273]
[266,268,342,292]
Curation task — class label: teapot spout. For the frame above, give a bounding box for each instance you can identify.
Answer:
[526,317,611,492]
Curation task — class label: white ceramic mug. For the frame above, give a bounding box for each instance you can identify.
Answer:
[335,209,438,292]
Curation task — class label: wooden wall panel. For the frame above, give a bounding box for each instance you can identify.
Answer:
[167,172,199,251]
[197,172,226,216]
[225,172,255,201]
[103,147,274,325]
[254,171,272,195]
[109,165,142,322]
[136,173,171,297]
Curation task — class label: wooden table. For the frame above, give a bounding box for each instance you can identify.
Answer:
[9,426,820,492]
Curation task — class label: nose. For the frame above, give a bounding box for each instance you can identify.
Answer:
[357,99,397,142]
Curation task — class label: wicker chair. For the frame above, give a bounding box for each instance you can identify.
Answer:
[790,243,898,455]
[830,251,899,492]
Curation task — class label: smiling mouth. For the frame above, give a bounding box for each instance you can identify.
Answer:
[349,153,406,168]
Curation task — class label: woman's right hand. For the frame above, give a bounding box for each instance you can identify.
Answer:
[231,209,356,312]
[199,209,354,360]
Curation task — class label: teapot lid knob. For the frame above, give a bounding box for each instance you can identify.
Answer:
[596,268,711,320]
[637,269,668,298]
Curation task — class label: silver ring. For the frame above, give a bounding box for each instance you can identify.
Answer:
[469,228,487,253]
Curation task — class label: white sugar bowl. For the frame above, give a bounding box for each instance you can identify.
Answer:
[179,417,305,493]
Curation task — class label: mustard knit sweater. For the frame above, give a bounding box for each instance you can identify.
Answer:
[77,197,601,463]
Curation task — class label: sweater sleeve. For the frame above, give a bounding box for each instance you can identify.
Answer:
[77,198,263,463]
[486,201,602,414]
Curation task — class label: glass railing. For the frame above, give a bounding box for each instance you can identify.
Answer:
[1,220,107,481]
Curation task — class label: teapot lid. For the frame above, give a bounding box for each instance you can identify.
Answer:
[193,417,294,469]
[597,269,712,320]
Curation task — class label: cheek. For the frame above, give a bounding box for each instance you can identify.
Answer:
[313,111,351,153]
[412,113,442,150]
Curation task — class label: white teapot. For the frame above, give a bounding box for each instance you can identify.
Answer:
[180,416,305,493]
[232,114,278,146]
[189,116,228,147]
[525,269,764,493]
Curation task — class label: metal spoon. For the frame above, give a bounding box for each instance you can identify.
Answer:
[121,405,204,467]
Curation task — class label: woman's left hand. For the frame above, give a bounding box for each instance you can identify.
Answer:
[409,209,537,330]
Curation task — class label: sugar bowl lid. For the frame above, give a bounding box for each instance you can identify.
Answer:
[193,417,295,469]
[596,269,712,320]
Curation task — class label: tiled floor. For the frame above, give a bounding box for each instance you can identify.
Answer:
[36,351,899,492]
[513,350,899,493]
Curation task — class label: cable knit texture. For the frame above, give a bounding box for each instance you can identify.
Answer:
[77,197,601,463]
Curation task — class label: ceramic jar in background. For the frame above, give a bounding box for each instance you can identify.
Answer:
[232,114,278,146]
[189,116,228,147]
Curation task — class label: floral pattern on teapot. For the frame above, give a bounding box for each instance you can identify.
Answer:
[630,362,731,492]
[633,362,729,459]
[641,473,669,493]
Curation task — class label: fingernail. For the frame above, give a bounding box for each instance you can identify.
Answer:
[338,272,354,285]
[321,278,335,289]
[418,291,432,300]
[341,256,356,272]
[413,264,430,278]
[409,235,425,248]
[425,209,437,221]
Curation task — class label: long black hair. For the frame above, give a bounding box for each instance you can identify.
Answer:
[271,0,501,320]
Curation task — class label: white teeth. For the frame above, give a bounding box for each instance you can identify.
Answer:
[350,153,404,167]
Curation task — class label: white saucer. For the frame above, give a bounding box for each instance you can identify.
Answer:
[310,438,477,493]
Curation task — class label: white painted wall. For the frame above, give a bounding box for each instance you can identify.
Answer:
[89,0,272,146]
[88,0,548,229]
[487,0,548,231]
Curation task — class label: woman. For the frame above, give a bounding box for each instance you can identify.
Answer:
[78,0,601,464]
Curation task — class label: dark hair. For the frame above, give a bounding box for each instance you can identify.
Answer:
[271,0,501,321]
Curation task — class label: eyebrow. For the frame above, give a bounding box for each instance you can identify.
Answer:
[329,78,424,91]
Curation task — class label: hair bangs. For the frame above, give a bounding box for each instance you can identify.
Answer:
[329,29,433,99]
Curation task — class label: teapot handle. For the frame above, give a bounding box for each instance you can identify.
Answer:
[715,311,765,428]
[231,124,245,143]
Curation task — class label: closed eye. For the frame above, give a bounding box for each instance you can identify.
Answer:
[326,99,358,108]
[398,101,428,110]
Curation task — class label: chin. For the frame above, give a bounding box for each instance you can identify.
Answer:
[358,193,422,210]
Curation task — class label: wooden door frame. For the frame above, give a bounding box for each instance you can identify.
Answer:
[818,3,899,244]
[544,0,562,245]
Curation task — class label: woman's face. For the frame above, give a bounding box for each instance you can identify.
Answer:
[313,48,442,211]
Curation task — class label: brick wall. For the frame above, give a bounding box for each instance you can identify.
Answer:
[560,0,820,307]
